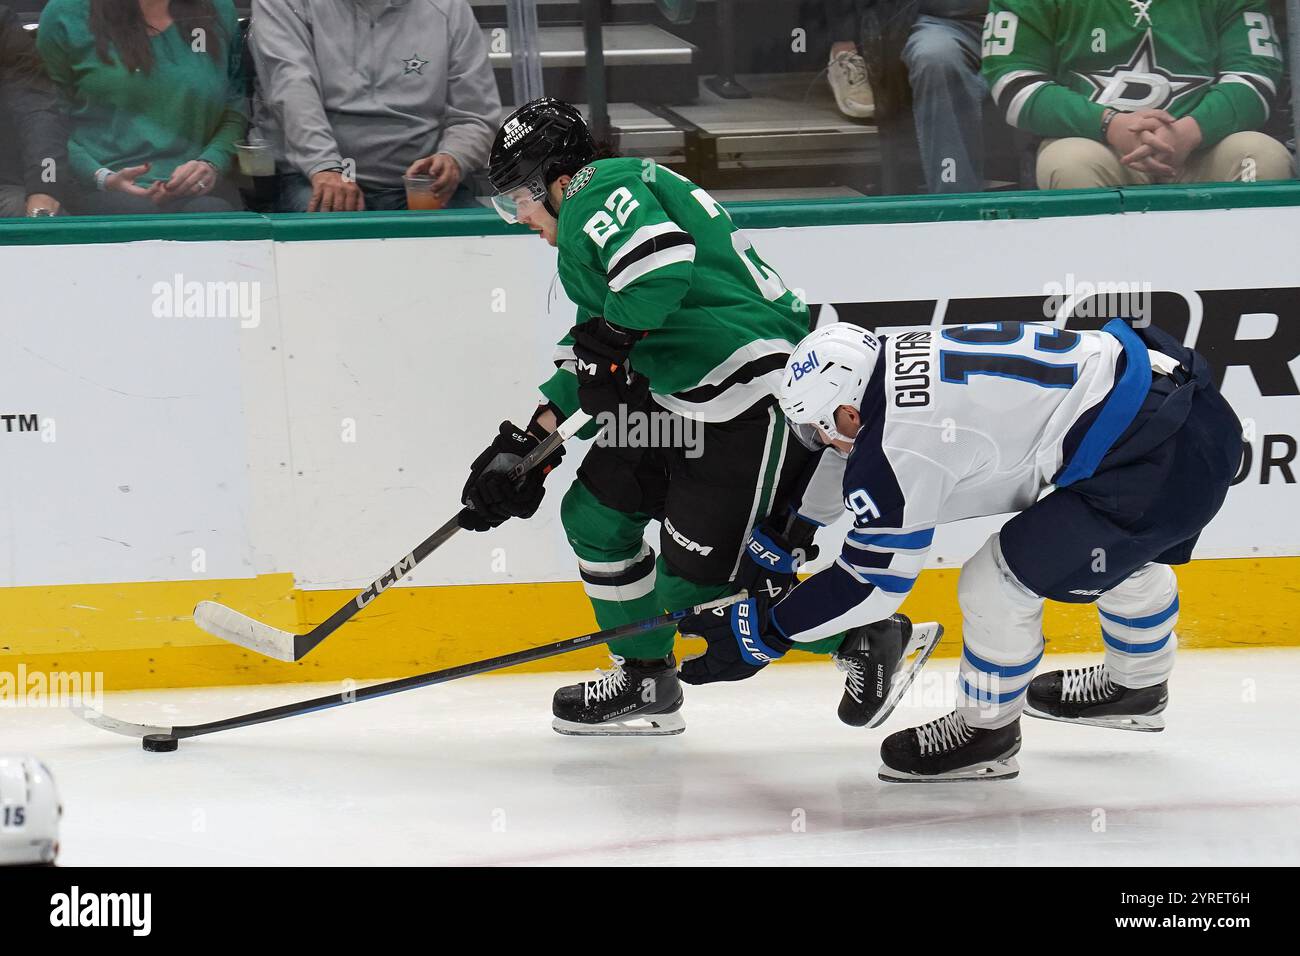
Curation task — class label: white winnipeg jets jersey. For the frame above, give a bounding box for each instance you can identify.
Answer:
[771,321,1152,644]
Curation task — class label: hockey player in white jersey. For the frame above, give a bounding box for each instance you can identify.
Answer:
[680,318,1241,781]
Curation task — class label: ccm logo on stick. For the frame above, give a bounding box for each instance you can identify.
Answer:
[357,554,417,608]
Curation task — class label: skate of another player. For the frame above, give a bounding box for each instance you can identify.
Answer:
[24,648,1300,866]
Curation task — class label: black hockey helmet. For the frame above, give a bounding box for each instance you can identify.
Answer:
[488,97,597,222]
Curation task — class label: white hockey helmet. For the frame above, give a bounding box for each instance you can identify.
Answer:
[0,755,61,866]
[779,322,881,447]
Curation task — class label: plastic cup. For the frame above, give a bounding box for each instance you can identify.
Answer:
[235,141,275,177]
[404,174,447,210]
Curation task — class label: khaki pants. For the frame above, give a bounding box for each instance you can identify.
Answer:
[1037,131,1294,189]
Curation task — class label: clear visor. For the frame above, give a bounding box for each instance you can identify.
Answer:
[788,421,826,452]
[787,417,850,458]
[490,177,548,225]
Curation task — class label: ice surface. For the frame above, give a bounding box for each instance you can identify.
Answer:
[8,649,1299,866]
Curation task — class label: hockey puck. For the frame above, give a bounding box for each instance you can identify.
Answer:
[142,733,179,753]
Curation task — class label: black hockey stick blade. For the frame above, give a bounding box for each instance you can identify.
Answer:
[193,410,594,662]
[76,591,745,743]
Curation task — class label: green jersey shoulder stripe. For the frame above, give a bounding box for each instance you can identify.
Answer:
[543,157,809,422]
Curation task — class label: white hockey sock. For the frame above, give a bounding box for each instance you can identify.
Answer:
[1097,563,1179,689]
[957,534,1046,729]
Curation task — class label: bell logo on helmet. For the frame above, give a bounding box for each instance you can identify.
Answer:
[790,350,821,381]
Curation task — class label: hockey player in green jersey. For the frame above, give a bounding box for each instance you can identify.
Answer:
[982,0,1292,188]
[460,98,934,736]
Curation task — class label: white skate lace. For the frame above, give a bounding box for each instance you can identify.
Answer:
[1062,666,1117,703]
[584,655,629,705]
[834,655,865,703]
[915,711,973,755]
[830,50,868,89]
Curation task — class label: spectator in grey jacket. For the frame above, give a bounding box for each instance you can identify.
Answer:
[250,0,501,212]
[901,1,988,193]
[0,4,68,216]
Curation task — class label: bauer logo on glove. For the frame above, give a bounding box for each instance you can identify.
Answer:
[678,597,793,684]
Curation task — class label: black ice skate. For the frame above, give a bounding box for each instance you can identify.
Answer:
[879,711,1021,782]
[1024,665,1167,732]
[552,655,685,736]
[832,615,943,728]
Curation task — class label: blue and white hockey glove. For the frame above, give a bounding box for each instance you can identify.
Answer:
[735,515,820,610]
[678,598,793,684]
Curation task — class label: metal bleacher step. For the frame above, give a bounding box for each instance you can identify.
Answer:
[662,72,879,188]
[485,23,698,105]
[577,103,687,166]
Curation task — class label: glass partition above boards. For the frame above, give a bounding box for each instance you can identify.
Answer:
[0,0,1294,219]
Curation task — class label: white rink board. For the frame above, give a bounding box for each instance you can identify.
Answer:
[0,241,267,587]
[3,204,1297,590]
[271,209,1299,586]
[268,236,581,588]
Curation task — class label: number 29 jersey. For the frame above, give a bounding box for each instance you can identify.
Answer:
[771,322,1144,644]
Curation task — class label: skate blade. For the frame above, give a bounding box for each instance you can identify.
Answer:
[864,622,944,730]
[1023,704,1165,732]
[877,756,1020,783]
[551,712,686,737]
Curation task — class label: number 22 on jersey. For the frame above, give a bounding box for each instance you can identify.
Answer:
[581,166,790,303]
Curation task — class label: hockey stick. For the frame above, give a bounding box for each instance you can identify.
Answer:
[194,410,594,663]
[75,592,745,745]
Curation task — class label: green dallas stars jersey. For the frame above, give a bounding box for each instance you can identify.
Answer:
[537,157,809,423]
[982,0,1284,147]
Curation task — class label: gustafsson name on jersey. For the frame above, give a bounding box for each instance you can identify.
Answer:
[893,331,933,408]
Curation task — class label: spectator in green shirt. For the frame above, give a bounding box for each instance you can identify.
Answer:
[982,0,1293,188]
[37,0,247,213]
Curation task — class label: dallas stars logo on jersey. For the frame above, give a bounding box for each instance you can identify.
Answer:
[564,165,596,199]
[1079,31,1209,112]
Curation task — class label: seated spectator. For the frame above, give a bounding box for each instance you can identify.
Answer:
[901,1,989,193]
[249,0,501,213]
[37,0,246,214]
[983,0,1293,189]
[0,3,68,216]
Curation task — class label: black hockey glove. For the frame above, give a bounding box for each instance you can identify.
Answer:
[736,514,820,612]
[570,317,649,420]
[458,419,564,532]
[678,597,793,685]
